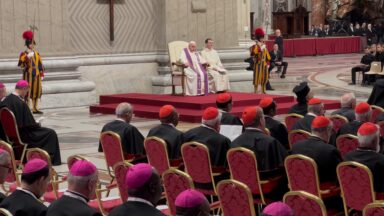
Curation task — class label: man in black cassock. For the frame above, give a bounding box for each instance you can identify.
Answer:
[368,79,384,108]
[216,93,243,141]
[147,105,183,160]
[0,159,49,216]
[288,82,313,116]
[268,44,288,79]
[109,163,164,216]
[1,80,61,165]
[98,102,144,158]
[47,160,101,216]
[345,122,384,193]
[292,116,342,183]
[231,106,288,173]
[259,97,289,149]
[183,107,231,168]
[293,98,324,132]
[338,102,371,137]
[331,93,356,122]
[349,47,374,85]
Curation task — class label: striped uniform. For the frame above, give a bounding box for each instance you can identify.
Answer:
[18,50,44,111]
[251,44,271,93]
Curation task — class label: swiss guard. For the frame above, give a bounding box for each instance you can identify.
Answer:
[18,30,45,114]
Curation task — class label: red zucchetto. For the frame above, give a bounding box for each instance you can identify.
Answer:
[259,97,274,108]
[202,107,219,120]
[311,116,330,129]
[159,105,175,119]
[242,106,258,126]
[216,93,232,104]
[358,122,378,136]
[308,98,322,105]
[355,102,371,114]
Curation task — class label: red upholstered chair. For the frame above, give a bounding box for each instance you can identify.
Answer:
[181,142,218,196]
[163,168,194,216]
[0,208,12,216]
[217,179,256,216]
[370,105,384,123]
[336,134,359,159]
[363,202,384,216]
[377,121,384,137]
[26,148,64,203]
[112,161,131,201]
[337,161,376,215]
[0,141,20,195]
[285,154,339,199]
[330,115,348,133]
[288,130,311,149]
[284,113,304,132]
[283,191,327,216]
[0,108,28,163]
[144,137,171,176]
[227,147,280,205]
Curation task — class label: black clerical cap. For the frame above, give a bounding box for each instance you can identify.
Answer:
[293,82,310,99]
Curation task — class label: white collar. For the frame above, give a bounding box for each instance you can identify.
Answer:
[245,127,264,132]
[201,124,216,131]
[218,109,228,113]
[162,123,175,128]
[12,92,23,100]
[64,190,88,204]
[17,187,38,200]
[116,118,126,122]
[307,112,317,117]
[127,197,154,207]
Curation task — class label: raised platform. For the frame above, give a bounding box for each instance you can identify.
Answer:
[90,92,341,123]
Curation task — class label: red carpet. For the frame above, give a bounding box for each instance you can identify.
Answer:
[90,92,341,123]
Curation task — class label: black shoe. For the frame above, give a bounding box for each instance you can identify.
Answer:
[280,75,285,79]
[348,83,355,85]
[266,88,275,91]
[33,110,44,114]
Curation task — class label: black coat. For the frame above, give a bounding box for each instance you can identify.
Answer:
[269,50,283,63]
[292,114,316,132]
[220,112,243,126]
[288,103,308,116]
[231,128,288,171]
[98,120,144,155]
[368,79,384,108]
[184,126,231,167]
[147,124,183,159]
[274,36,284,54]
[1,94,61,165]
[0,190,47,216]
[47,195,102,216]
[345,150,384,192]
[331,107,355,122]
[109,201,164,216]
[265,116,289,149]
[291,136,342,183]
[337,121,363,137]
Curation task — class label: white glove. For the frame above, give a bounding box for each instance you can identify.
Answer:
[27,52,35,59]
[260,44,266,51]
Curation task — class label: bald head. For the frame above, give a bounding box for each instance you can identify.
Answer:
[188,41,197,52]
[340,93,356,108]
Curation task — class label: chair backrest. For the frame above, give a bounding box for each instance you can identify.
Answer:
[0,208,12,216]
[227,147,266,203]
[285,113,304,132]
[217,179,256,216]
[285,154,321,197]
[336,134,359,159]
[337,161,375,212]
[329,115,348,133]
[67,155,89,170]
[370,61,382,74]
[378,121,384,137]
[26,148,52,167]
[163,168,194,216]
[371,105,384,123]
[283,191,327,216]
[100,131,125,178]
[168,41,188,67]
[288,130,311,149]
[144,137,170,176]
[0,141,19,185]
[181,142,216,195]
[113,161,132,202]
[363,202,384,216]
[0,108,27,160]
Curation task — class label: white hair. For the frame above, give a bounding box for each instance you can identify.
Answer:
[202,112,222,127]
[189,41,196,45]
[358,130,380,149]
[67,172,98,186]
[340,93,356,108]
[115,102,132,116]
[356,110,371,122]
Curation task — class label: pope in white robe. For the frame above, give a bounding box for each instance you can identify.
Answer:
[179,41,209,96]
[201,39,230,93]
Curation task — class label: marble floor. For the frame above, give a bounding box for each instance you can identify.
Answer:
[6,53,374,194]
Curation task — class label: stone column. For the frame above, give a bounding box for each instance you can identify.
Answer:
[237,0,252,43]
[311,0,326,26]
